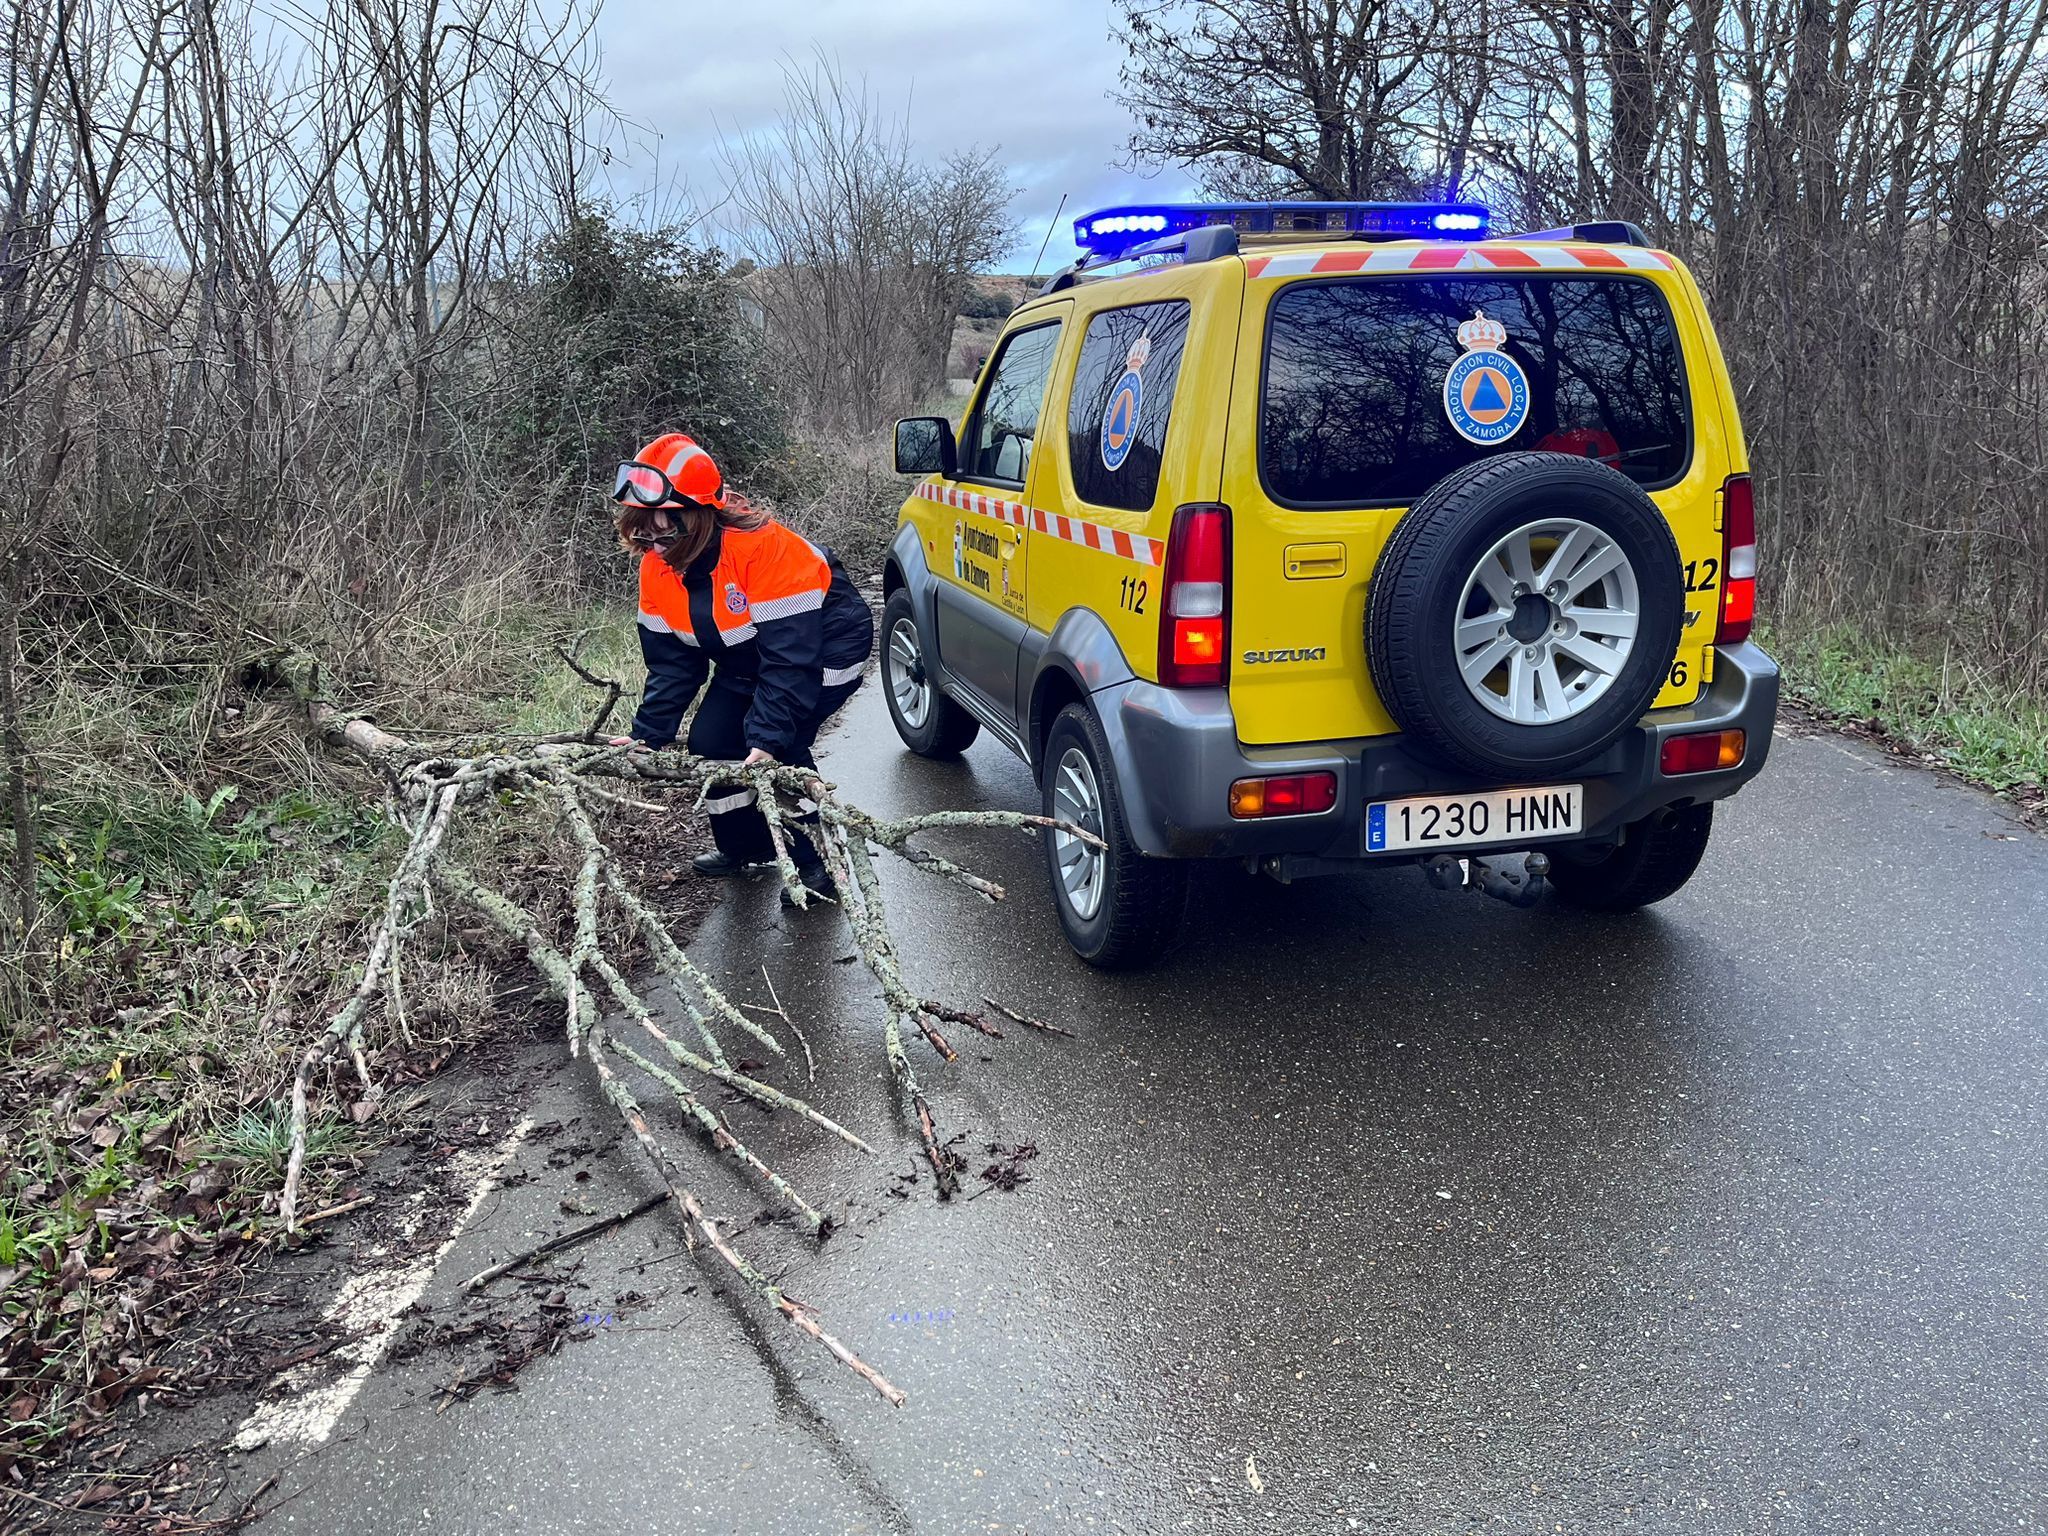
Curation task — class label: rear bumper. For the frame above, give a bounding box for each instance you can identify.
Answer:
[1097,642,1780,864]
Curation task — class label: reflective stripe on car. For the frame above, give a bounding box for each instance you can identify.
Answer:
[913,481,1162,567]
[1241,243,1678,279]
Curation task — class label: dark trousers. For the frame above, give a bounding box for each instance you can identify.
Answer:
[687,673,862,867]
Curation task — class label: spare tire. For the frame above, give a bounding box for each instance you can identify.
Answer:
[1365,452,1684,780]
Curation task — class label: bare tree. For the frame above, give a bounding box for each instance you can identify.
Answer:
[1113,0,1448,198]
[721,56,1014,432]
[1116,0,2048,694]
[0,0,612,958]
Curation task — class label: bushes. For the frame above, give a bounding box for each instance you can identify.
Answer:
[498,214,792,577]
[957,283,1018,321]
[773,430,913,580]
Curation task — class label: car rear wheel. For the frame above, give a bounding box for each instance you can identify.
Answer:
[881,588,980,757]
[1366,452,1686,779]
[1548,802,1713,910]
[1041,704,1186,968]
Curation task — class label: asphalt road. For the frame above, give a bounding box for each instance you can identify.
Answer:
[236,684,2048,1535]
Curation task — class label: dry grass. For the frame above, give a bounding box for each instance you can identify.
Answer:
[0,533,651,1476]
[769,428,918,581]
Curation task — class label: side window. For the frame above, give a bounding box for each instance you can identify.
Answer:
[1066,300,1191,512]
[961,321,1063,486]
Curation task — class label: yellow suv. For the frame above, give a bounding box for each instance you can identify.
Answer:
[884,201,1777,967]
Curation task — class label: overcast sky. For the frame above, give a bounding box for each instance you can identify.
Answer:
[592,0,1198,271]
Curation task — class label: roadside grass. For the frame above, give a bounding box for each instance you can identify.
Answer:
[0,592,647,1479]
[1765,620,2048,800]
[503,604,646,738]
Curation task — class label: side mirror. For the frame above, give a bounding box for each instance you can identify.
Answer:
[894,416,957,477]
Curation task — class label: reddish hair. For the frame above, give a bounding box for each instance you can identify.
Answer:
[616,492,772,573]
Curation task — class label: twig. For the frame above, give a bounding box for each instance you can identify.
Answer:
[281,780,459,1230]
[584,950,873,1154]
[761,964,814,1085]
[981,995,1077,1037]
[819,820,959,1198]
[298,1194,376,1227]
[461,1193,666,1292]
[555,644,623,743]
[750,765,813,907]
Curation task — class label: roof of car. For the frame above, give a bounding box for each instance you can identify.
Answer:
[1024,240,1681,315]
[1235,238,1680,278]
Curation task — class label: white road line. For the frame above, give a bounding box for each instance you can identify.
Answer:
[231,1117,534,1452]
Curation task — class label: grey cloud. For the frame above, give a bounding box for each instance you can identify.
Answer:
[595,0,1196,268]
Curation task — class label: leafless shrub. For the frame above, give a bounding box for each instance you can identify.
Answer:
[773,428,910,580]
[0,0,616,950]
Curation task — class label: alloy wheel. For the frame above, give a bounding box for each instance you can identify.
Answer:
[1453,517,1642,725]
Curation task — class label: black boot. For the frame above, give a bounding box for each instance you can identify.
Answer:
[692,850,751,877]
[779,859,838,908]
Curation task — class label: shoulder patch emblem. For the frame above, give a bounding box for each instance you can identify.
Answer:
[723,582,747,614]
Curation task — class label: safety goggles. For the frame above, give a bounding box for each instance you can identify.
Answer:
[613,459,724,510]
[613,460,683,507]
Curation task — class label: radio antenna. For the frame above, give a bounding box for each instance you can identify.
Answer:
[1029,192,1068,282]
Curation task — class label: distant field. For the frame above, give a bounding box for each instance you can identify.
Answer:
[946,274,1040,391]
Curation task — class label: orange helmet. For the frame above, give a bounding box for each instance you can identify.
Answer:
[612,432,726,510]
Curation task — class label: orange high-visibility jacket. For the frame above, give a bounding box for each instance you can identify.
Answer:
[630,520,872,755]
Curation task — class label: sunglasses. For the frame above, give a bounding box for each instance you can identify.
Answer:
[626,527,680,551]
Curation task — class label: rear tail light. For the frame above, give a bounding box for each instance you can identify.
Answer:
[1158,503,1231,687]
[1229,772,1338,818]
[1660,728,1746,775]
[1718,474,1756,643]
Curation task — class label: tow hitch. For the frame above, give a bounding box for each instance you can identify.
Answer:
[1422,851,1551,908]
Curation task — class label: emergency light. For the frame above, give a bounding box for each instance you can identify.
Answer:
[1074,200,1491,257]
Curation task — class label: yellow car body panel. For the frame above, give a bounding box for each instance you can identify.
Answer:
[1215,240,1740,745]
[1022,261,1236,670]
[894,234,1752,754]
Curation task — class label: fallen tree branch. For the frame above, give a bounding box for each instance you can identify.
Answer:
[272,653,1091,1401]
[432,862,894,1399]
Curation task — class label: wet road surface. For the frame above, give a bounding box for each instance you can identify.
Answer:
[240,686,2048,1534]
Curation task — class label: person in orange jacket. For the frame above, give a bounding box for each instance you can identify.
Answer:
[611,432,874,902]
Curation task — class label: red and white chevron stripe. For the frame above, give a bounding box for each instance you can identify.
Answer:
[1241,242,1677,280]
[914,480,1162,567]
[914,479,1031,529]
[1029,506,1162,566]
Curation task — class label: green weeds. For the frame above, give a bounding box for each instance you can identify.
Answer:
[1767,621,2048,795]
[1,782,401,1468]
[211,1100,354,1183]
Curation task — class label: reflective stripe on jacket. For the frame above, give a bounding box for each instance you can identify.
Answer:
[629,520,873,755]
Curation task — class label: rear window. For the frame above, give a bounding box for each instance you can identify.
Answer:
[1066,300,1191,512]
[1261,276,1689,506]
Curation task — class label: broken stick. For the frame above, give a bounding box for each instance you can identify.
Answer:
[462,1193,668,1293]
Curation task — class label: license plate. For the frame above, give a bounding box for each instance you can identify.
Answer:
[1367,784,1583,853]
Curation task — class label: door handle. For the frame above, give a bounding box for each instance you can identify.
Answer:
[1284,542,1347,579]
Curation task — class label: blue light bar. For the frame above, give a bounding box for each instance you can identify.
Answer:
[1074,200,1491,257]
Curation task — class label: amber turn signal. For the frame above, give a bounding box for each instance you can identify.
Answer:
[1659,728,1745,775]
[1229,772,1338,818]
